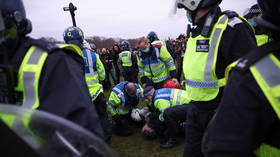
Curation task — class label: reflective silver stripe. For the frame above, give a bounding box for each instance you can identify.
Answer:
[113,88,123,95]
[85,49,94,73]
[156,94,170,98]
[22,72,36,108]
[152,76,169,82]
[27,48,45,64]
[165,57,173,63]
[218,15,228,24]
[86,72,97,77]
[176,90,182,105]
[255,56,280,88]
[151,66,165,73]
[150,62,160,67]
[166,62,175,67]
[86,79,99,85]
[170,89,175,105]
[204,15,228,81]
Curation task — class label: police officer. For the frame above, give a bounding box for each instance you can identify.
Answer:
[0,0,104,139]
[107,81,144,136]
[118,40,138,83]
[175,0,257,156]
[63,26,112,143]
[203,0,280,156]
[244,4,269,46]
[143,86,190,149]
[137,37,177,89]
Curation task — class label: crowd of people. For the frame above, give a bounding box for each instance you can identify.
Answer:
[0,0,280,157]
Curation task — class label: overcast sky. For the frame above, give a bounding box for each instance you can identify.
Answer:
[24,0,256,41]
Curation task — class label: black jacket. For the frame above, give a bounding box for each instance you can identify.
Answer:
[205,48,280,157]
[10,37,104,139]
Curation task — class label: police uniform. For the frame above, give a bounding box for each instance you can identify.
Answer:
[118,50,138,83]
[182,7,256,157]
[147,88,190,148]
[10,37,104,139]
[204,41,280,157]
[81,48,112,143]
[137,42,177,89]
[107,81,143,136]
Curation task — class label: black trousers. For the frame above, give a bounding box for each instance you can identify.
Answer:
[93,93,112,144]
[183,101,218,157]
[163,104,188,139]
[123,70,138,83]
[112,113,144,136]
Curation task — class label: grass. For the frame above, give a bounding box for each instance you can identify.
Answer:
[111,128,185,157]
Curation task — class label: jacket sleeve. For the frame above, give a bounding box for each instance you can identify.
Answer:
[96,54,105,81]
[136,55,145,79]
[160,46,176,72]
[39,49,104,139]
[107,92,121,116]
[154,99,171,121]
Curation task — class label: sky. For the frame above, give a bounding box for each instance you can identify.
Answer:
[24,0,256,41]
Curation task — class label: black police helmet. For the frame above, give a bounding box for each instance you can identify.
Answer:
[256,0,280,31]
[0,0,32,36]
[120,40,130,51]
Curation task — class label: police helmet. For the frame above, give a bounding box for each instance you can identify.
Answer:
[176,0,222,12]
[244,4,262,19]
[0,0,32,52]
[120,40,130,51]
[256,0,280,31]
[90,43,96,50]
[63,26,84,46]
[147,31,159,43]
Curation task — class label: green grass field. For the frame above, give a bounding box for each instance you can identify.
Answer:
[111,128,185,157]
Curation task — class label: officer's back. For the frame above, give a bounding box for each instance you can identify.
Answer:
[0,0,104,139]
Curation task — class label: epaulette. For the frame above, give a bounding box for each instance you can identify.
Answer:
[222,10,243,28]
[26,37,59,53]
[234,41,280,73]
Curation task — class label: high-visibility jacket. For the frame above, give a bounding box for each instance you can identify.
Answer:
[107,81,143,116]
[2,43,83,148]
[183,14,243,101]
[119,50,132,67]
[153,88,190,121]
[15,44,83,109]
[249,53,280,157]
[137,43,176,83]
[256,34,269,47]
[82,48,105,101]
